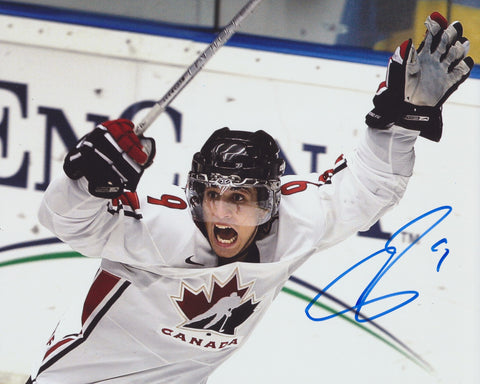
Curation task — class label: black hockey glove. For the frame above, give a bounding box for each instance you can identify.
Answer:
[63,119,155,198]
[366,12,474,142]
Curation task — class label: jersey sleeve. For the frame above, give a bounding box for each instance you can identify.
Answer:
[37,174,170,266]
[278,124,418,252]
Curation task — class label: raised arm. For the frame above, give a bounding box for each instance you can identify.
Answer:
[357,11,472,203]
[280,12,473,251]
[38,119,155,258]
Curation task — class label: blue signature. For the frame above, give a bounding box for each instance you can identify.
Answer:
[306,206,452,323]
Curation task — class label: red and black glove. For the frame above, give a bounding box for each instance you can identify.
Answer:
[366,12,474,142]
[63,119,155,198]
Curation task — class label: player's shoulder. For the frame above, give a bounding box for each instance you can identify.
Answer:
[279,155,349,196]
[135,182,195,240]
[279,173,324,198]
[110,182,190,224]
[136,182,188,210]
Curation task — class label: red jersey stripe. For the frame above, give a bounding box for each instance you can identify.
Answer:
[81,270,121,325]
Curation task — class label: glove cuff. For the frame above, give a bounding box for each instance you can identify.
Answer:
[365,107,397,131]
[366,102,442,142]
[396,103,443,142]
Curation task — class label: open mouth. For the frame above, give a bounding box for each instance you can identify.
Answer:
[214,224,238,245]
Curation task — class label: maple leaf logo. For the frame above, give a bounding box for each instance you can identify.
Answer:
[172,270,259,336]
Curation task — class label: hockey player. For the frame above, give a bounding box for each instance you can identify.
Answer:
[28,12,473,384]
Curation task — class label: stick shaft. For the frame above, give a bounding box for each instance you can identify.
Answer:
[135,0,264,135]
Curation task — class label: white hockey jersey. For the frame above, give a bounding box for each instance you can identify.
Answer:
[31,126,418,383]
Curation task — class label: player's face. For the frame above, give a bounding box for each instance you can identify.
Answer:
[202,186,259,258]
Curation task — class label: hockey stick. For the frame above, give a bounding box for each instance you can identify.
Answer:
[134,0,264,135]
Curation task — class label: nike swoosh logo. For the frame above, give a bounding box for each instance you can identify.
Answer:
[185,255,204,266]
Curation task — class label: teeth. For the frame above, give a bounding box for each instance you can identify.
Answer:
[215,225,237,244]
[217,236,236,244]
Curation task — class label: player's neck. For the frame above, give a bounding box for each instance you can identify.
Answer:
[217,243,260,266]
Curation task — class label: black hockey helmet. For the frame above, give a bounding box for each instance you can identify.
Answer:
[186,127,285,226]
